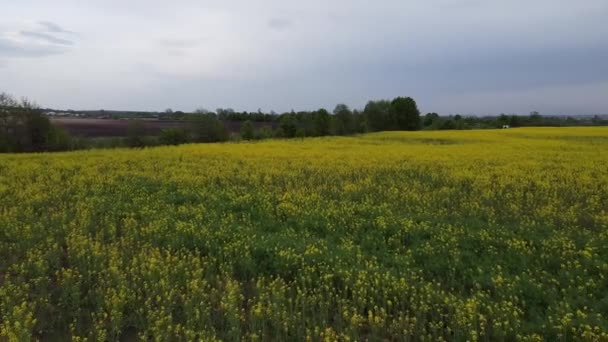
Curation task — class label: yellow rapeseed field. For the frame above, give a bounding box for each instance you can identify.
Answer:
[1,127,607,341]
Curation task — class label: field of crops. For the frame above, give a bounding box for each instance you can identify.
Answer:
[1,127,607,341]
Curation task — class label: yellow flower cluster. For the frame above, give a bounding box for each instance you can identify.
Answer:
[0,127,607,340]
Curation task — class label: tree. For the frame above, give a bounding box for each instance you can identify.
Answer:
[173,111,185,119]
[188,114,228,142]
[295,127,306,138]
[423,113,440,128]
[241,120,255,140]
[364,100,392,131]
[0,93,20,152]
[333,104,353,135]
[390,97,421,131]
[194,108,210,114]
[313,109,331,136]
[256,126,274,140]
[160,128,189,145]
[440,119,456,130]
[126,120,146,147]
[0,92,60,152]
[592,115,602,125]
[297,111,316,136]
[508,115,521,127]
[279,114,297,138]
[497,114,510,127]
[529,111,542,125]
[25,109,51,150]
[47,125,72,151]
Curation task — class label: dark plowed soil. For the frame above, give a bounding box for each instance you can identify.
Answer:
[51,118,275,137]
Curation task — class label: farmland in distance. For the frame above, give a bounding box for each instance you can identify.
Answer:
[50,118,272,138]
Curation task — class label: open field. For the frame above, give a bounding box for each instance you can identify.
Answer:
[50,118,190,137]
[1,127,607,340]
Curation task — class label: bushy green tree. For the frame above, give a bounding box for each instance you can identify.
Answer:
[423,113,440,128]
[0,92,66,152]
[351,109,368,133]
[189,114,229,142]
[313,109,331,136]
[333,104,353,135]
[390,97,421,131]
[508,115,521,127]
[47,125,73,151]
[241,120,255,140]
[295,127,306,138]
[529,111,542,124]
[364,100,392,131]
[256,126,274,140]
[159,128,189,145]
[279,114,297,138]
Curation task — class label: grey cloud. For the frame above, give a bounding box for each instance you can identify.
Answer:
[267,18,292,30]
[0,21,76,58]
[159,38,202,48]
[158,38,206,58]
[38,21,73,34]
[349,45,608,101]
[0,38,68,57]
[167,50,187,57]
[20,31,74,45]
[162,38,608,113]
[2,1,607,114]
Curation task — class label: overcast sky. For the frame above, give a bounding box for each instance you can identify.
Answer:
[1,1,607,115]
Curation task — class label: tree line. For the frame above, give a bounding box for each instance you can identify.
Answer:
[126,97,422,147]
[0,94,422,152]
[2,91,607,153]
[0,93,72,152]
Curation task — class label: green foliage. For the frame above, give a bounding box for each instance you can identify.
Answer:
[5,91,607,154]
[314,109,331,136]
[0,92,70,152]
[364,100,392,131]
[529,111,542,124]
[509,115,521,127]
[279,114,297,138]
[295,127,306,138]
[159,128,190,145]
[126,120,146,147]
[240,120,255,140]
[332,104,353,135]
[188,114,229,143]
[47,125,73,151]
[423,112,440,128]
[390,96,421,131]
[87,137,128,149]
[25,110,52,149]
[351,109,368,133]
[256,125,274,140]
